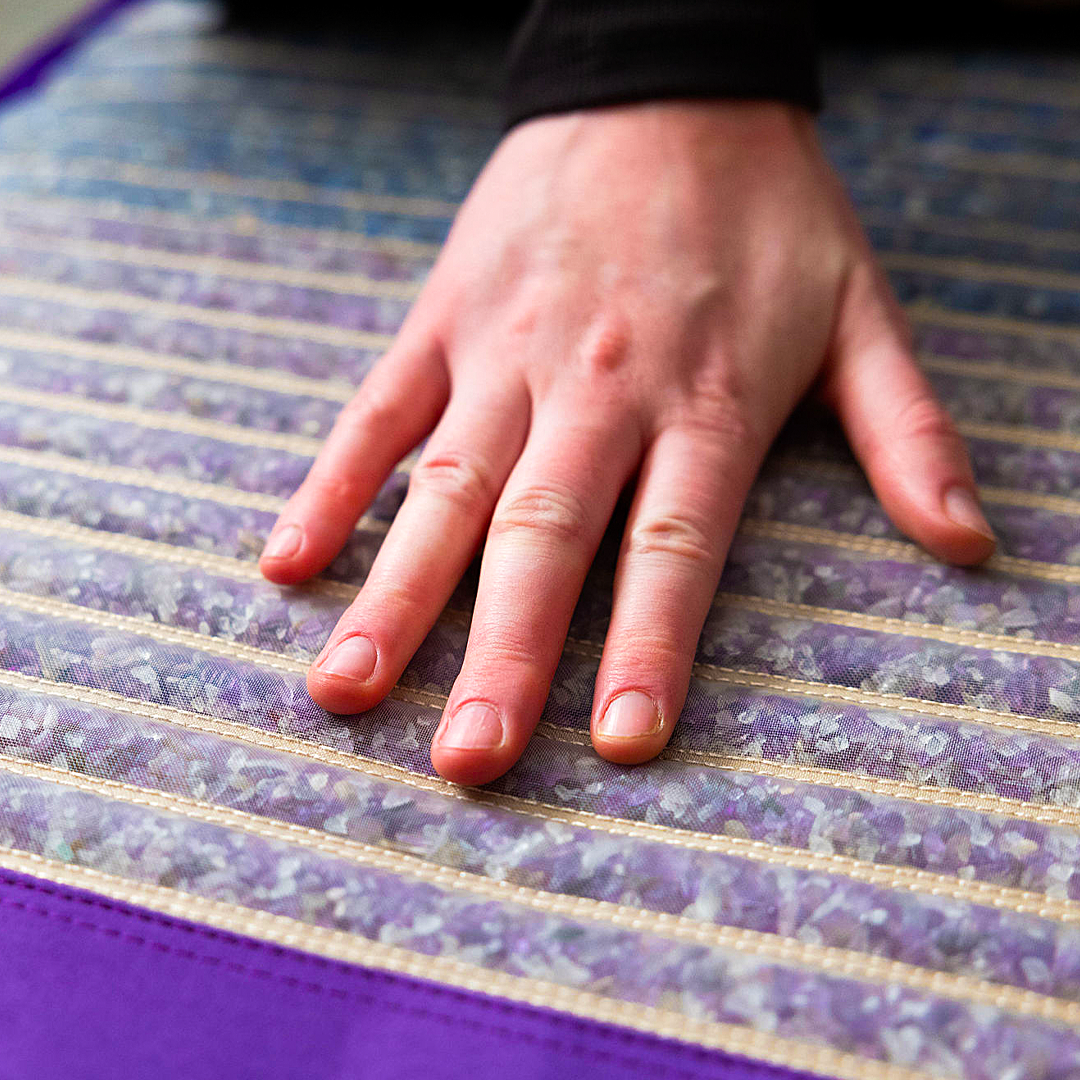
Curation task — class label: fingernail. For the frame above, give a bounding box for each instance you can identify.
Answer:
[438,702,503,750]
[318,634,377,683]
[262,524,302,560]
[597,691,662,739]
[943,486,995,543]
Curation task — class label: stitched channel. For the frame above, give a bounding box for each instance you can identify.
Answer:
[0,275,396,351]
[6,584,1080,830]
[2,664,1078,925]
[0,325,356,402]
[2,754,1079,1029]
[4,507,1080,742]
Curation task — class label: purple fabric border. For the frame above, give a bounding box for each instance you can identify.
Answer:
[0,866,831,1080]
[0,0,143,106]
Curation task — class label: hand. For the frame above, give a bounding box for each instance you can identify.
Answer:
[259,100,995,785]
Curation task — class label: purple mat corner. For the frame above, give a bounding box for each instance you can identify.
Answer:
[0,866,828,1080]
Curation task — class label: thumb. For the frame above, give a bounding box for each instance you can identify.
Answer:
[821,260,996,566]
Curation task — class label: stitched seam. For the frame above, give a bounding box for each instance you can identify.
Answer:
[960,419,1080,455]
[856,204,1080,253]
[0,665,1076,924]
[921,354,1080,394]
[0,326,356,402]
[0,445,290,512]
[0,508,386,583]
[538,720,1080,828]
[737,518,1080,586]
[908,300,1080,346]
[0,275,396,351]
[0,191,445,259]
[714,592,1080,662]
[6,586,1080,828]
[0,383,327,454]
[560,636,1080,741]
[20,504,1080,731]
[878,249,1080,293]
[766,456,1080,518]
[1,235,424,301]
[0,154,461,218]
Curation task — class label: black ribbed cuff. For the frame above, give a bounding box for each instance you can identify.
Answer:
[505,0,820,129]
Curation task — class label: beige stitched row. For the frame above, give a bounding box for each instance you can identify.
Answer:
[0,581,441,717]
[0,275,397,351]
[909,301,1080,346]
[6,749,1080,1027]
[1,222,1076,365]
[10,332,1080,469]
[6,583,1080,830]
[0,445,289,513]
[534,721,1080,830]
[561,633,1080,744]
[0,384,326,455]
[0,233,426,301]
[9,504,1080,751]
[43,71,500,124]
[0,325,356,402]
[716,591,1080,665]
[0,583,313,675]
[0,192,445,259]
[0,444,427,516]
[4,327,1079,455]
[7,189,1069,273]
[857,204,1080,254]
[6,664,1080,927]
[6,505,1080,743]
[0,507,385,574]
[738,517,1080,586]
[8,435,1080,603]
[0,153,461,220]
[765,456,1080,519]
[920,145,1080,184]
[958,418,1080,455]
[921,354,1080,395]
[831,65,1080,110]
[879,249,1080,293]
[0,847,937,1080]
[832,98,1077,149]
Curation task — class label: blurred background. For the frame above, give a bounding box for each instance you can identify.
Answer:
[0,0,85,72]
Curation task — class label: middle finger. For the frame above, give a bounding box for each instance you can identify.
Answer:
[430,404,642,784]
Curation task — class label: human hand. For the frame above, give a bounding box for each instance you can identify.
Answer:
[259,100,995,785]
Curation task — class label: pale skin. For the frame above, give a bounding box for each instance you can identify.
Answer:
[259,100,996,786]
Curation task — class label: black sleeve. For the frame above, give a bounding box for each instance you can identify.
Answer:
[504,0,820,129]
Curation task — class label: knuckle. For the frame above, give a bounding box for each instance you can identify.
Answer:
[894,392,959,444]
[410,453,498,514]
[577,316,632,376]
[683,370,762,452]
[367,576,428,617]
[490,483,591,546]
[467,631,541,670]
[302,469,369,508]
[338,384,399,431]
[626,512,717,569]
